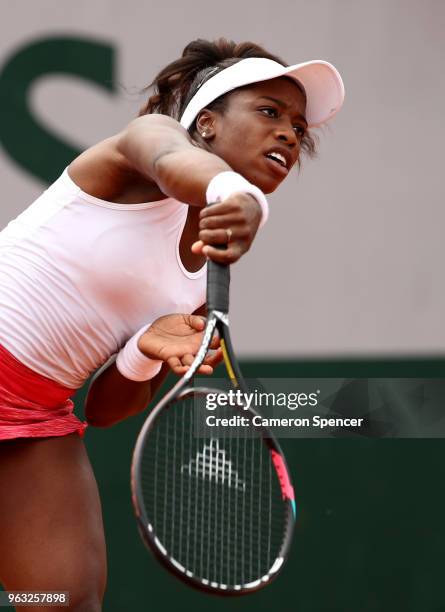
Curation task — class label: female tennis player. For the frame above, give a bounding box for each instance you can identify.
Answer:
[0,38,343,610]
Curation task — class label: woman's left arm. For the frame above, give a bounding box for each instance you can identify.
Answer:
[85,312,219,428]
[84,359,170,428]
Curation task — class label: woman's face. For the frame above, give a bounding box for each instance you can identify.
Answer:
[197,77,307,193]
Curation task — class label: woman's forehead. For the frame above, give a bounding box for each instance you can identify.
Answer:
[230,77,306,113]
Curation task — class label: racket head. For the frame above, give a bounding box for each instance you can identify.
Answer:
[131,384,296,596]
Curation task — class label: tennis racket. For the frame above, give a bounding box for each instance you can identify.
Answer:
[131,250,296,595]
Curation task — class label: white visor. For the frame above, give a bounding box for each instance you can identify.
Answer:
[179,57,345,130]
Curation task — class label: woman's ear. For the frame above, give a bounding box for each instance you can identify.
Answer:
[195,110,216,140]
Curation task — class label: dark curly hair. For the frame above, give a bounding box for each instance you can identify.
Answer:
[139,38,317,162]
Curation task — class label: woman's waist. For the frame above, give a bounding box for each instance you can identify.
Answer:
[0,343,77,405]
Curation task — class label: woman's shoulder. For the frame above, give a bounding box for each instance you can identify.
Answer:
[68,135,165,205]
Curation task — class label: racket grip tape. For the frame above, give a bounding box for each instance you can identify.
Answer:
[207,259,230,313]
[205,200,230,313]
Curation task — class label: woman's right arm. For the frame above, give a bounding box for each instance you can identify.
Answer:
[71,114,232,208]
[69,115,264,263]
[117,114,233,207]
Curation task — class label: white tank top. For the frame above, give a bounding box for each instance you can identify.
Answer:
[0,168,206,388]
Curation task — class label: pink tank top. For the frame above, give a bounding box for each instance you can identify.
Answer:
[0,168,206,388]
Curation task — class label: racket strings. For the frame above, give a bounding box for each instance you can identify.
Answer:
[139,394,288,588]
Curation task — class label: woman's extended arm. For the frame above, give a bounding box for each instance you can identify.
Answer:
[69,115,263,264]
[70,114,245,207]
[117,114,234,207]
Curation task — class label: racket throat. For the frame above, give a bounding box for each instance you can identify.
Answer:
[220,338,238,386]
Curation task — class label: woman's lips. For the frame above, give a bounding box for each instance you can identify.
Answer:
[264,155,289,177]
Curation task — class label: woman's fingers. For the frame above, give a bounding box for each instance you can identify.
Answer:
[181,354,195,367]
[202,244,243,264]
[203,348,223,367]
[167,356,186,374]
[164,335,222,375]
[186,314,206,331]
[198,228,236,246]
[199,200,246,220]
[199,213,243,231]
[210,338,220,350]
[194,193,260,265]
[167,358,213,376]
[191,240,204,254]
[166,351,223,375]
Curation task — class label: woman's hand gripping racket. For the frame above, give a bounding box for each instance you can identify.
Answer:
[131,221,296,595]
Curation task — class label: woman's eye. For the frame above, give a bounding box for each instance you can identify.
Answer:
[260,107,278,117]
[293,125,305,137]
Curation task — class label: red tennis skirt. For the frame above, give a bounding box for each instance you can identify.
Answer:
[0,344,87,441]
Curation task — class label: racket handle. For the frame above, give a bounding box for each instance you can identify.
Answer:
[205,200,230,313]
[207,258,230,313]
